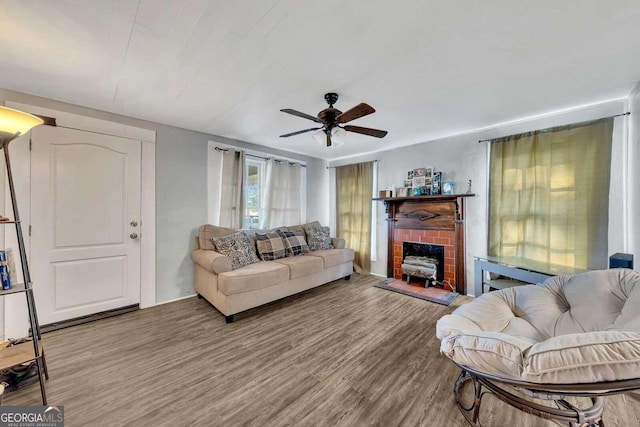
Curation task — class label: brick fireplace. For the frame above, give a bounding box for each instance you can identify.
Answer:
[375,194,473,294]
[394,229,455,285]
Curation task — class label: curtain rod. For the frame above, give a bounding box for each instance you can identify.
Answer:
[214,146,306,168]
[326,159,378,169]
[477,112,630,143]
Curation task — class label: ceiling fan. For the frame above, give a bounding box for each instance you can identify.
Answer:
[279,93,388,147]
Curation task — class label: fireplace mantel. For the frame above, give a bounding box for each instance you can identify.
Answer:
[374,194,475,294]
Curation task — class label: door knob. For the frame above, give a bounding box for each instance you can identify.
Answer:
[130,221,138,227]
[130,233,138,239]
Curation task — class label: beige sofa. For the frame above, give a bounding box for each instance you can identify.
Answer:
[190,224,354,323]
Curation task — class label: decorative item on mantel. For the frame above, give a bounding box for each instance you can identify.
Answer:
[396,187,408,197]
[432,172,442,195]
[394,167,462,198]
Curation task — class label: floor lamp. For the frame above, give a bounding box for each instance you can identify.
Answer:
[0,106,47,404]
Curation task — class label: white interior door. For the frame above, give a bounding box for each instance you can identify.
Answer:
[31,126,141,325]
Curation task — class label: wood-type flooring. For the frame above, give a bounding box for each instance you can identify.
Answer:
[5,274,640,426]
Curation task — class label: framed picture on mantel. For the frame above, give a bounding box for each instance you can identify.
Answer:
[442,181,455,195]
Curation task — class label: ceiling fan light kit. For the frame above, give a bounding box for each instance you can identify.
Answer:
[313,127,345,147]
[280,93,388,147]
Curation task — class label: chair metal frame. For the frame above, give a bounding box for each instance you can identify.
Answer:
[452,362,640,427]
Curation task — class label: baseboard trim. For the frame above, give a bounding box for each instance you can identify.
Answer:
[153,294,196,306]
[40,304,139,333]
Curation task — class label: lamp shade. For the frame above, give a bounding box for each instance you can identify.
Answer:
[330,127,345,147]
[312,128,345,147]
[312,129,325,145]
[0,106,44,137]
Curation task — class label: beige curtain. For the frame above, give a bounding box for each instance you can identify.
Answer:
[489,118,613,269]
[260,159,302,229]
[219,148,245,229]
[336,162,373,273]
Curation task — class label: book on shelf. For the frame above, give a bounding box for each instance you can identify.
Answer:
[0,248,17,290]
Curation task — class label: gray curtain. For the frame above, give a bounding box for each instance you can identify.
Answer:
[219,149,245,229]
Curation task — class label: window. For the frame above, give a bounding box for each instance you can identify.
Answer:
[243,155,306,230]
[488,118,613,270]
[244,159,264,229]
[208,143,306,230]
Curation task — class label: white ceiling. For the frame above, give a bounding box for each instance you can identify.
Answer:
[1,1,639,160]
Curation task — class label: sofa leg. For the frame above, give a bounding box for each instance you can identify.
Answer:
[225,315,234,324]
[344,275,351,281]
[197,293,203,299]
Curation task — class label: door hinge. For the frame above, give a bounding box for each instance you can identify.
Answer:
[29,138,32,151]
[29,225,32,236]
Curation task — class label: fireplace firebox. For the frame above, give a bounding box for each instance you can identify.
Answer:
[402,242,445,286]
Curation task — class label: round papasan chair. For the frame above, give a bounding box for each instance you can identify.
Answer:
[436,268,640,426]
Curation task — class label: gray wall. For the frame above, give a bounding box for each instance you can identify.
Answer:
[0,88,328,303]
[2,87,634,301]
[328,100,631,294]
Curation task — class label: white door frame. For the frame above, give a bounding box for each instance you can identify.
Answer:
[6,102,156,310]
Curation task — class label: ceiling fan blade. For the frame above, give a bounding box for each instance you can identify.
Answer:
[280,127,321,137]
[344,125,388,138]
[336,103,375,123]
[280,109,323,123]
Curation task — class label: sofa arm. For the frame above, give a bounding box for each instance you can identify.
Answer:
[190,249,232,274]
[331,238,346,249]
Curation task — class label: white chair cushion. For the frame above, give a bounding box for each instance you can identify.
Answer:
[436,269,640,384]
[440,330,537,379]
[522,330,640,384]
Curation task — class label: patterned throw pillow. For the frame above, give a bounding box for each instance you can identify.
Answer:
[304,225,334,251]
[276,230,310,257]
[255,232,286,261]
[211,231,260,270]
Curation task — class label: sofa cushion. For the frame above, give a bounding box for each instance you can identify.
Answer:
[211,231,260,270]
[305,225,334,251]
[274,255,324,279]
[277,230,310,257]
[255,232,286,261]
[199,224,236,251]
[305,248,354,268]
[218,261,290,295]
